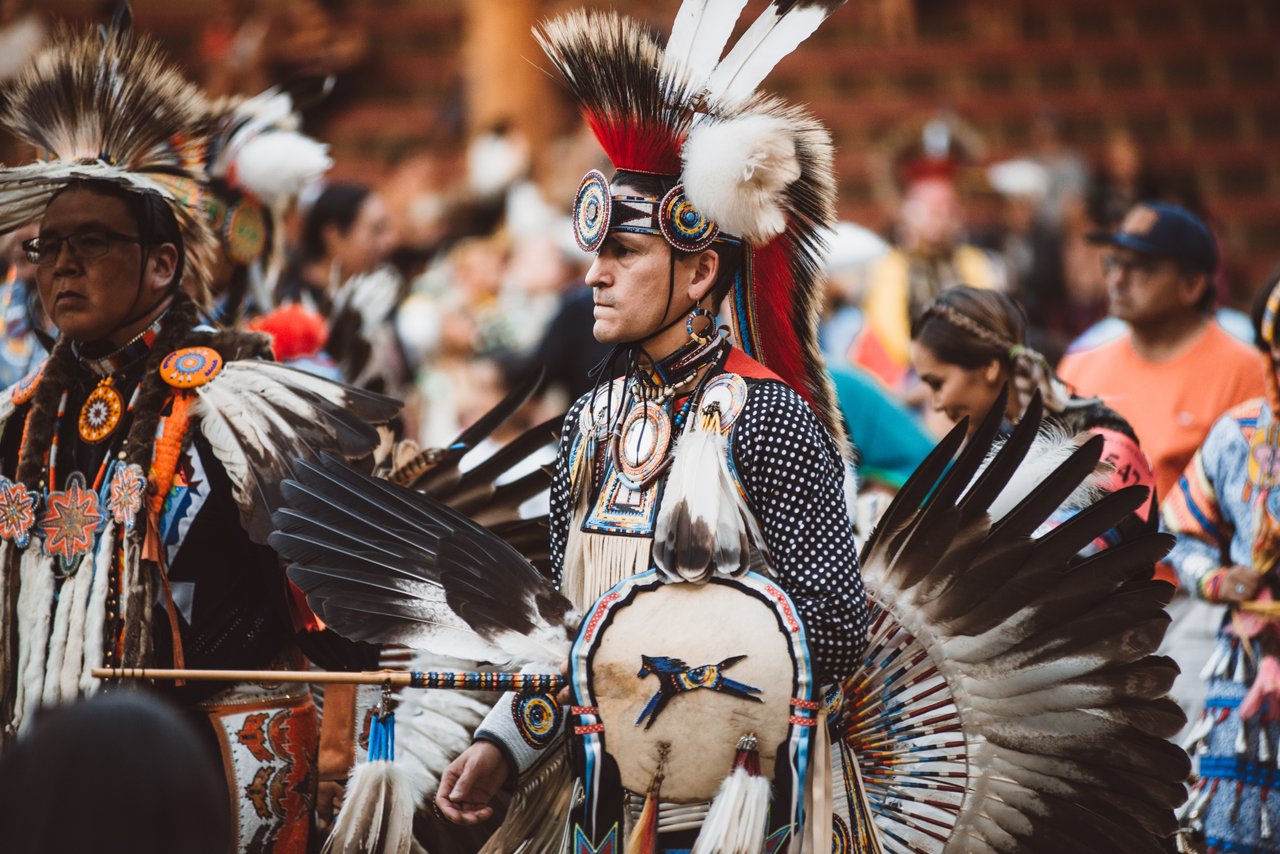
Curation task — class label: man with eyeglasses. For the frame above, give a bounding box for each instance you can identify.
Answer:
[0,22,399,853]
[1058,200,1265,730]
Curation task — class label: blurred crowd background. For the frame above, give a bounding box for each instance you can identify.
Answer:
[0,0,1277,458]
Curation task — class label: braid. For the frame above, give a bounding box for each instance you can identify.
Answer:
[920,303,1011,355]
[14,337,78,489]
[919,299,1073,416]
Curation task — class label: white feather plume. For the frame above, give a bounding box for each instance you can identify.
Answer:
[690,761,772,854]
[323,761,415,854]
[704,1,846,108]
[665,0,750,89]
[232,131,331,207]
[682,113,801,243]
[209,89,298,178]
[975,425,1111,523]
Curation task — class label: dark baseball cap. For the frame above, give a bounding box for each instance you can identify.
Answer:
[1087,201,1218,274]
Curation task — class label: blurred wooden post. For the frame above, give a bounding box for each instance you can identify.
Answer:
[461,1,553,147]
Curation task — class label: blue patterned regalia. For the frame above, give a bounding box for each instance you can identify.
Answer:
[1164,280,1280,853]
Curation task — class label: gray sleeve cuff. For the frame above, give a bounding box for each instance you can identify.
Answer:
[474,690,565,778]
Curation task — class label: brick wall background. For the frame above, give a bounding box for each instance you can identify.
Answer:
[32,0,1280,295]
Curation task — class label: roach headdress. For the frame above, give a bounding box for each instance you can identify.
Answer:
[0,16,215,297]
[537,0,847,440]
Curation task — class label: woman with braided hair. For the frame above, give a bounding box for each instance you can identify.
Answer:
[910,285,1156,538]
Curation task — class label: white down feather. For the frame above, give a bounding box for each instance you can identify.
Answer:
[682,113,801,244]
[233,131,331,207]
[654,424,765,583]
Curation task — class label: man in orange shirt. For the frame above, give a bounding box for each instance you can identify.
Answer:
[1058,201,1264,503]
[1058,200,1264,727]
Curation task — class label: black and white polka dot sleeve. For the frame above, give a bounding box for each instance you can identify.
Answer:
[730,380,868,684]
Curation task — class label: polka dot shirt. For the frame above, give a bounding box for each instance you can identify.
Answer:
[549,373,869,684]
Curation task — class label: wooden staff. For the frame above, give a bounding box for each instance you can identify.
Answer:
[92,667,565,693]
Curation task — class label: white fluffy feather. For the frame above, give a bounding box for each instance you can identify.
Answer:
[654,424,765,583]
[232,131,331,206]
[323,761,415,854]
[210,90,297,178]
[682,113,801,243]
[690,763,772,854]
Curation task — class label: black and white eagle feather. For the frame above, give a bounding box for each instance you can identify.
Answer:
[272,383,1187,851]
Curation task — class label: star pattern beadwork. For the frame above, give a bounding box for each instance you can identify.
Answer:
[41,472,103,568]
[107,463,147,531]
[0,476,36,548]
[78,380,124,444]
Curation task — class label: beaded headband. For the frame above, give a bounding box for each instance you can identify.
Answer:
[573,169,738,254]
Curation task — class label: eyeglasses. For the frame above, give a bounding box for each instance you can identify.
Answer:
[22,230,143,266]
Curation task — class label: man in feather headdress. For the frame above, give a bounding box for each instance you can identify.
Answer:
[435,4,870,849]
[260,3,1190,851]
[0,18,396,852]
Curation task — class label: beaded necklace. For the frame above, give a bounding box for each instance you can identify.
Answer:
[39,382,143,576]
[16,317,165,575]
[71,316,164,445]
[609,330,729,490]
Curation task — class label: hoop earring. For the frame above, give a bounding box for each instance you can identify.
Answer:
[686,307,715,345]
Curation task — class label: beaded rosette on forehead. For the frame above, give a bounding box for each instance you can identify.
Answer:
[538,2,848,443]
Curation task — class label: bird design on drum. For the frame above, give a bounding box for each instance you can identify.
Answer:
[634,654,763,729]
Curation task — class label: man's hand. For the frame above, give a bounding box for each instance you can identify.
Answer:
[557,659,571,706]
[435,741,509,825]
[314,781,344,833]
[1220,565,1262,604]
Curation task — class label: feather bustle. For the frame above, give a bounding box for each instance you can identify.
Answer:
[274,455,577,668]
[852,387,1187,851]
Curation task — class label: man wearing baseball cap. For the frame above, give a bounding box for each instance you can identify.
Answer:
[1059,200,1264,505]
[1059,201,1265,726]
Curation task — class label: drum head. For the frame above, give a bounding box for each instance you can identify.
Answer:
[577,574,804,802]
